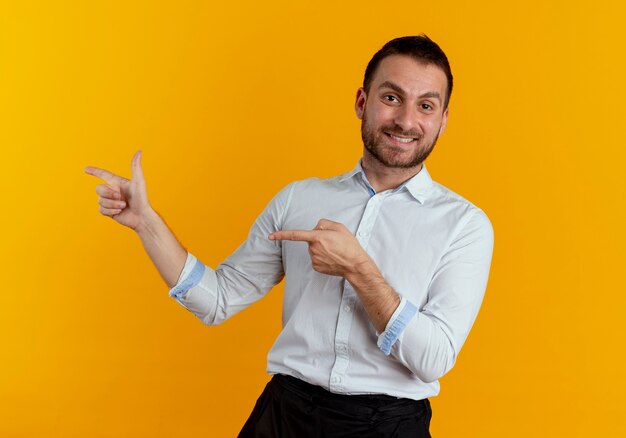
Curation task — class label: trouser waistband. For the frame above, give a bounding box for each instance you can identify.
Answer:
[271,374,428,420]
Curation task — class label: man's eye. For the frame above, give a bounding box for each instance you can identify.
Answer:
[384,95,398,102]
[421,103,432,110]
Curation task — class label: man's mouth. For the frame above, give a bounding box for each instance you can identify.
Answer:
[385,132,417,144]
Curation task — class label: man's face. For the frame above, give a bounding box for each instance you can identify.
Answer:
[355,55,449,169]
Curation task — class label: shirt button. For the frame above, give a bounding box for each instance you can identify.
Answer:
[357,230,369,237]
[331,376,342,384]
[343,305,352,313]
[337,345,347,353]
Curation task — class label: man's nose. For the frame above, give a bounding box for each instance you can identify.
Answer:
[393,104,420,133]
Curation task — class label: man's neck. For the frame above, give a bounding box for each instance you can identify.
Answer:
[361,154,423,194]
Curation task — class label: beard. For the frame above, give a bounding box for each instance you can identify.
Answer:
[361,113,440,169]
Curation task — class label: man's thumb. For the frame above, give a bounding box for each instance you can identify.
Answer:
[131,150,145,182]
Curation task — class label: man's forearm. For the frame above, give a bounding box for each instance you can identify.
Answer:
[345,259,401,333]
[269,219,401,333]
[135,207,188,289]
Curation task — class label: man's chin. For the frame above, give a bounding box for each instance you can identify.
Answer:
[386,160,424,169]
[367,148,423,169]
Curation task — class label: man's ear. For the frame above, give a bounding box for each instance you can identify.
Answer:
[439,107,449,136]
[355,88,367,120]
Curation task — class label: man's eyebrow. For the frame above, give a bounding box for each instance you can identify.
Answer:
[378,81,442,102]
[418,91,441,102]
[378,81,406,95]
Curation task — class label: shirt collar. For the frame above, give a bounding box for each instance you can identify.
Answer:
[338,160,433,204]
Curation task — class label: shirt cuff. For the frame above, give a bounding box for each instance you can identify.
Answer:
[168,253,206,300]
[377,297,418,355]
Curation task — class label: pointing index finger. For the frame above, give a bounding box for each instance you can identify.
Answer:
[269,230,319,242]
[84,166,126,186]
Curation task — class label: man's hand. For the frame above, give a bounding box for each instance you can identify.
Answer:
[85,151,187,288]
[270,219,400,332]
[84,151,152,232]
[269,219,372,277]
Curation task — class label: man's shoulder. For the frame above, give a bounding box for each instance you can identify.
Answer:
[267,174,343,206]
[430,179,478,208]
[283,172,351,193]
[428,179,493,231]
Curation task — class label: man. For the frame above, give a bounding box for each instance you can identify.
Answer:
[85,35,494,437]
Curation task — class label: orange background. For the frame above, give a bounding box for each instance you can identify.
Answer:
[1,0,625,436]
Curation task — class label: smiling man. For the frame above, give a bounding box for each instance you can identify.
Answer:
[86,35,494,438]
[359,60,449,172]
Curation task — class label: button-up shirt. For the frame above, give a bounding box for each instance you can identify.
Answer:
[169,162,494,400]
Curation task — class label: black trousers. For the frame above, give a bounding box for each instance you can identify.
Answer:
[238,375,432,438]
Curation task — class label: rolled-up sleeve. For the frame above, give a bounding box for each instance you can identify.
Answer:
[388,209,494,383]
[169,252,205,300]
[377,297,418,355]
[167,183,295,326]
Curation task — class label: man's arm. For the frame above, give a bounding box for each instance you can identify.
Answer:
[389,210,494,382]
[270,211,494,383]
[86,152,293,325]
[168,182,295,325]
[134,208,188,289]
[85,151,188,289]
[270,218,400,332]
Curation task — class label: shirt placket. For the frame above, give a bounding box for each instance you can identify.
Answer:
[329,192,384,392]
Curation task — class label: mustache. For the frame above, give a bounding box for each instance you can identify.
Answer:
[382,125,423,140]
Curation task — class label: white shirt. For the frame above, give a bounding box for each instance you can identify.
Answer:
[169,162,494,400]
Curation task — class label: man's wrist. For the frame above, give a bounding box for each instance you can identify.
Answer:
[345,256,401,332]
[345,254,378,285]
[134,206,159,235]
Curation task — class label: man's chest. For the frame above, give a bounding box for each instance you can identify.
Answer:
[279,187,461,305]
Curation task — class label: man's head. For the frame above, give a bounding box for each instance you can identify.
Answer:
[363,35,453,110]
[356,35,452,170]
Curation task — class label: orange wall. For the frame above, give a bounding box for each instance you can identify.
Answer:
[1,0,625,436]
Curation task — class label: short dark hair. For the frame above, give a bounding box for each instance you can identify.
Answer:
[363,35,454,109]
